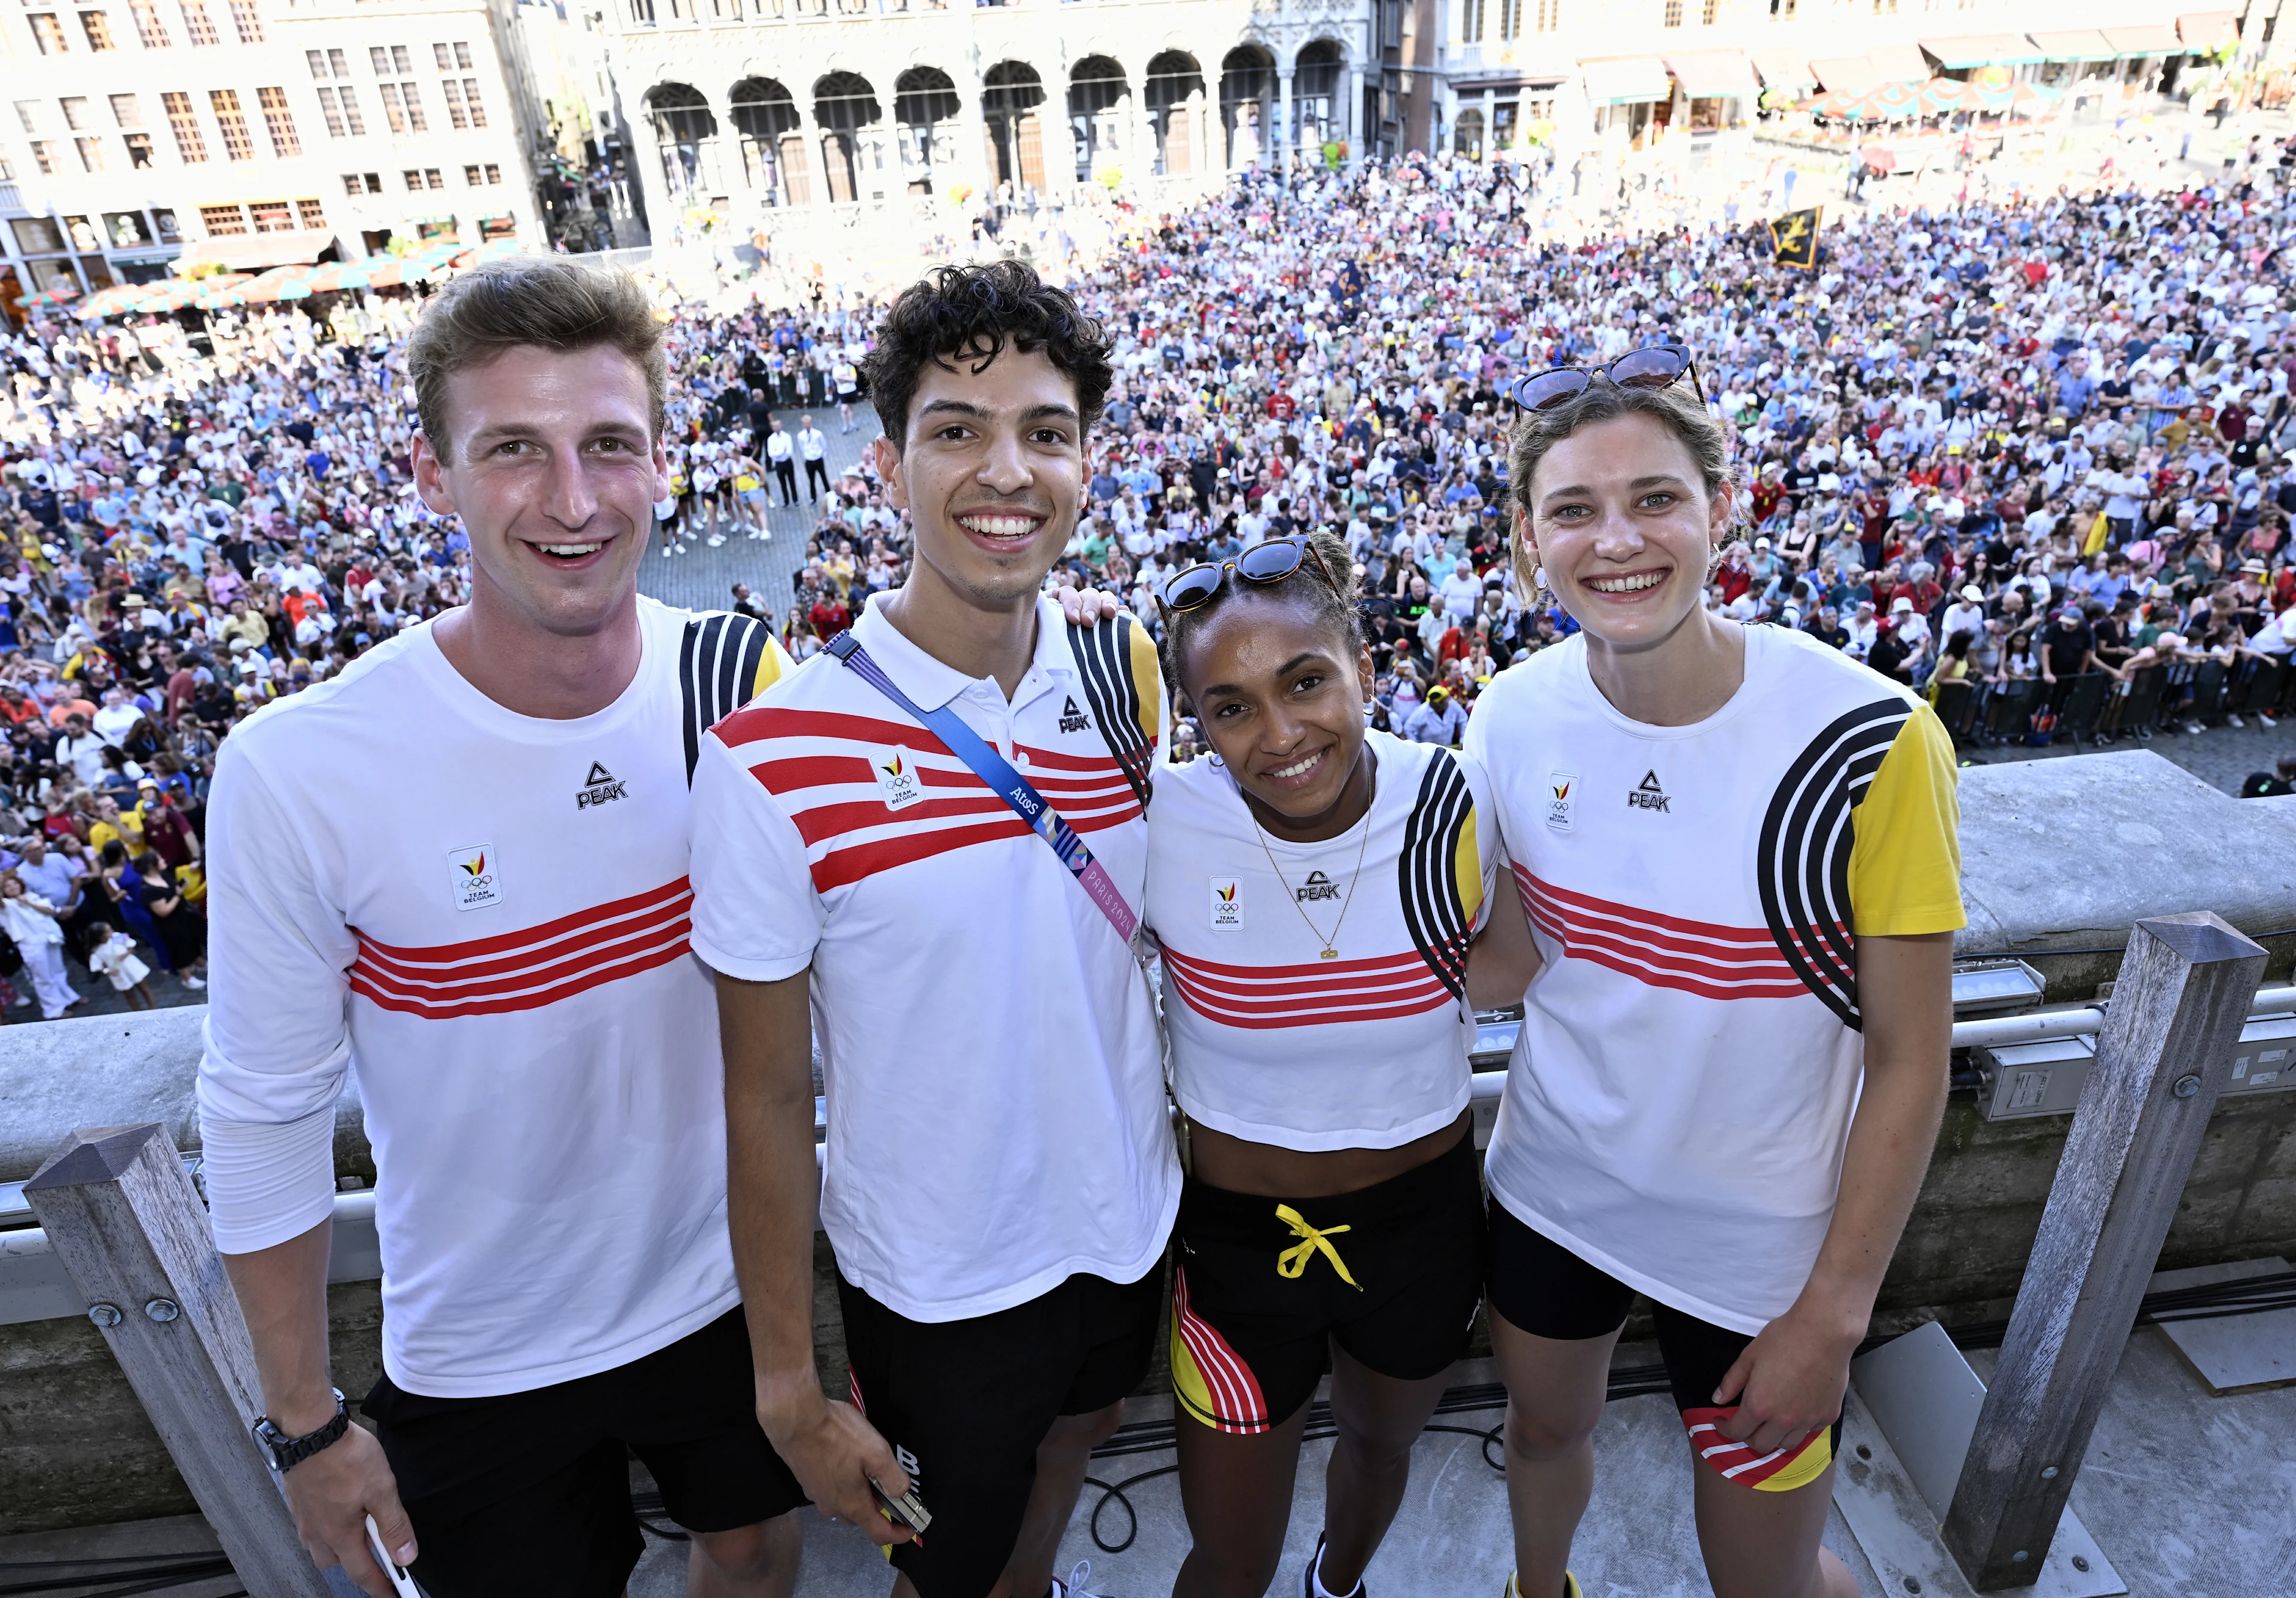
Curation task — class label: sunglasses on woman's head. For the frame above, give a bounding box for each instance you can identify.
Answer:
[1508,346,1705,413]
[1158,536,1341,615]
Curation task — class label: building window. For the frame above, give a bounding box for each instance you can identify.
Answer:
[1663,0,1681,23]
[199,201,247,233]
[180,1,218,45]
[378,81,405,132]
[1702,0,1717,18]
[1536,0,1558,29]
[227,0,260,41]
[442,78,466,128]
[463,161,480,183]
[306,47,327,78]
[209,86,252,158]
[343,170,363,193]
[425,166,442,187]
[110,92,142,125]
[628,0,654,23]
[328,47,347,75]
[399,81,426,130]
[1498,0,1521,39]
[1460,0,1482,42]
[460,78,485,127]
[161,89,206,159]
[258,84,297,154]
[248,198,292,231]
[432,41,450,69]
[75,134,105,170]
[483,161,499,182]
[29,14,70,53]
[60,96,91,129]
[129,0,168,44]
[29,141,56,173]
[124,130,153,164]
[402,166,421,188]
[372,43,412,74]
[317,84,344,134]
[296,197,324,227]
[80,10,117,50]
[336,84,364,133]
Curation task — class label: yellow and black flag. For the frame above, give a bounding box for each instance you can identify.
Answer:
[1769,206,1822,271]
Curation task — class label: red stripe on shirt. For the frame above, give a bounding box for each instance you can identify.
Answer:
[351,933,690,1019]
[1161,945,1456,1029]
[353,877,690,965]
[354,890,691,990]
[1516,866,1811,1001]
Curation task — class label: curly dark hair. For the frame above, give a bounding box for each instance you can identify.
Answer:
[1161,529,1363,712]
[862,261,1114,452]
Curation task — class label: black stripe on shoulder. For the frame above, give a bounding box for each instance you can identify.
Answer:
[1397,749,1475,1003]
[1066,613,1154,811]
[680,611,774,784]
[1756,696,1913,1029]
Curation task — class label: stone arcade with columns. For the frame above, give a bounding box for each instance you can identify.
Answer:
[606,0,1379,239]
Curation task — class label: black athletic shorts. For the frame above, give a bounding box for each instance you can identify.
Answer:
[838,1264,1163,1598]
[1171,1130,1485,1435]
[363,1308,805,1598]
[1486,1202,1837,1493]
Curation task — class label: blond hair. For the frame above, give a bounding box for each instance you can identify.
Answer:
[1506,380,1733,599]
[404,259,666,463]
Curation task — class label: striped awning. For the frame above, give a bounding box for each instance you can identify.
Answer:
[2101,23,2182,54]
[2028,29,2120,62]
[2176,11,2237,51]
[1809,56,1882,96]
[1920,33,2048,70]
[1578,57,1673,105]
[1664,51,1760,99]
[1749,49,1818,90]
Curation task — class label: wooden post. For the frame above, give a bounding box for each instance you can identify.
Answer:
[25,1123,334,1598]
[1941,911,2266,1589]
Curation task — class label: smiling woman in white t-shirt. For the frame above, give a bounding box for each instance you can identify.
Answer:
[1464,357,1962,1598]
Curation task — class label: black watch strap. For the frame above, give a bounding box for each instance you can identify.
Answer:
[254,1388,349,1473]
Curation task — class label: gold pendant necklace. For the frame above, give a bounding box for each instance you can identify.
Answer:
[1252,803,1373,960]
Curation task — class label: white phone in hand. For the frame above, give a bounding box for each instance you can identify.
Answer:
[364,1514,424,1598]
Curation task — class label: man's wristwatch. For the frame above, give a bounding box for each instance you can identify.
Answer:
[253,1389,350,1473]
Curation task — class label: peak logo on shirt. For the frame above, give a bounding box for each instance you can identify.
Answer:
[577,761,628,810]
[1209,877,1244,931]
[875,747,924,812]
[1297,869,1342,904]
[1546,771,1578,832]
[447,843,502,911]
[1059,696,1092,734]
[1629,770,1672,813]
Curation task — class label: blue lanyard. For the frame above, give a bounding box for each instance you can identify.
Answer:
[826,631,1140,944]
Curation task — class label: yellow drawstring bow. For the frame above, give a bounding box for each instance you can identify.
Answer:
[1274,1204,1362,1290]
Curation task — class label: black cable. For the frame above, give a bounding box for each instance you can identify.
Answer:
[0,1557,234,1597]
[1076,1265,2296,1550]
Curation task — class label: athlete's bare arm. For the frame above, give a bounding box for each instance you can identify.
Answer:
[1465,859,1543,1010]
[717,969,914,1545]
[1711,929,1952,1454]
[223,1224,416,1597]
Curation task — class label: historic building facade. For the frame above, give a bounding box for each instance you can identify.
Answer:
[604,0,1402,235]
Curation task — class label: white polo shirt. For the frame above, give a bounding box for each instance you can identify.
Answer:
[691,594,1179,1323]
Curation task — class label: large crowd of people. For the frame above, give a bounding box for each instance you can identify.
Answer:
[1,142,2292,1018]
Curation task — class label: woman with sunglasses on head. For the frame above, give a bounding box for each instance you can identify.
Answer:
[1465,350,1962,1598]
[1063,529,1498,1598]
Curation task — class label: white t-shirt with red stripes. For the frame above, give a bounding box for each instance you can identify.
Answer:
[690,595,1181,1324]
[1465,625,1965,1335]
[1147,731,1497,1152]
[199,597,791,1398]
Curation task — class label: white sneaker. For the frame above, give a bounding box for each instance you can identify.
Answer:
[1052,1561,1105,1598]
[661,544,673,557]
[181,974,205,990]
[2227,712,2245,728]
[707,534,725,547]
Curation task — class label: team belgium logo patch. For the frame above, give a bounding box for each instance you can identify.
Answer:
[874,748,924,812]
[447,844,502,912]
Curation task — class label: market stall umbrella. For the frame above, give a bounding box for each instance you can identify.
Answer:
[1860,143,1899,174]
[239,264,317,303]
[1919,78,1981,115]
[16,283,80,308]
[1809,89,1873,120]
[1859,80,1924,122]
[72,283,151,319]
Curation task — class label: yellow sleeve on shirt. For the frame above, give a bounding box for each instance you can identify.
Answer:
[1847,700,1967,937]
[1125,615,1162,748]
[752,630,794,698]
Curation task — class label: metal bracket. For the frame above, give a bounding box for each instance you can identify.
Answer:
[1834,1323,2124,1597]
